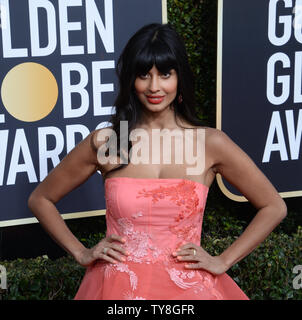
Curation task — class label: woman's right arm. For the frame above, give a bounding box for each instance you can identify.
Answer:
[28,130,127,266]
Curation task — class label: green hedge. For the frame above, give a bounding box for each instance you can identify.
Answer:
[167,0,217,126]
[0,255,84,300]
[203,225,302,300]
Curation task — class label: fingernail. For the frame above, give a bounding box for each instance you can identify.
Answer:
[121,257,126,262]
[172,252,177,256]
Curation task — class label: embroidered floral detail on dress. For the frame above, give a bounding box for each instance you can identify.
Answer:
[104,262,116,279]
[132,211,143,219]
[164,265,223,299]
[103,262,138,291]
[136,180,203,243]
[169,222,199,243]
[136,180,200,217]
[116,263,138,290]
[123,291,146,300]
[165,268,198,289]
[117,218,162,264]
[193,271,223,300]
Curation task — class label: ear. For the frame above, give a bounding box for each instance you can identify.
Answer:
[178,94,183,103]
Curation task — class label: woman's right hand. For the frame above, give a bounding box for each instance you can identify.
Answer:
[75,234,129,267]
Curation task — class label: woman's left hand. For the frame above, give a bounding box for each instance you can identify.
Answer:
[172,243,229,276]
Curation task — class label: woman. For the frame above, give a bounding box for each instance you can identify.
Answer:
[28,23,287,300]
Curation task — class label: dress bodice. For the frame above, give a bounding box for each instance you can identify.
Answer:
[104,177,209,264]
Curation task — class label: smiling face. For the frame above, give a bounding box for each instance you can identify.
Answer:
[134,65,178,113]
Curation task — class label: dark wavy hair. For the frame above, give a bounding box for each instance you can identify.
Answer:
[104,23,204,177]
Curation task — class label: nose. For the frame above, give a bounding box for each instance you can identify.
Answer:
[149,76,160,93]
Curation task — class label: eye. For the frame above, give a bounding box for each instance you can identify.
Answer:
[161,72,171,79]
[138,73,149,80]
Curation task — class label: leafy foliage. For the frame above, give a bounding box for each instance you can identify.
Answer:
[0,255,84,300]
[167,0,217,126]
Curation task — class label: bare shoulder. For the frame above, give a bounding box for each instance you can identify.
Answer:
[193,126,286,213]
[195,126,230,150]
[204,127,236,152]
[203,127,249,174]
[189,127,221,170]
[90,126,114,151]
[189,126,226,147]
[204,127,229,144]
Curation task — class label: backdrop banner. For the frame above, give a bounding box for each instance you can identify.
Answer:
[217,0,302,202]
[0,0,166,226]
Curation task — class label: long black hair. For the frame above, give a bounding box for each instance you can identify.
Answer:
[104,23,204,176]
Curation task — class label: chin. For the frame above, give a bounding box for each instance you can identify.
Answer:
[144,102,174,113]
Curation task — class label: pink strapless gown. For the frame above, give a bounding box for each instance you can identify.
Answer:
[74,177,249,300]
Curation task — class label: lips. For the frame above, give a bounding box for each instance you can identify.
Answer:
[146,95,165,104]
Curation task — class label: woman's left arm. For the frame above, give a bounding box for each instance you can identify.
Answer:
[175,128,287,275]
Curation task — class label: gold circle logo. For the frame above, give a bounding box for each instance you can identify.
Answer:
[1,62,58,122]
